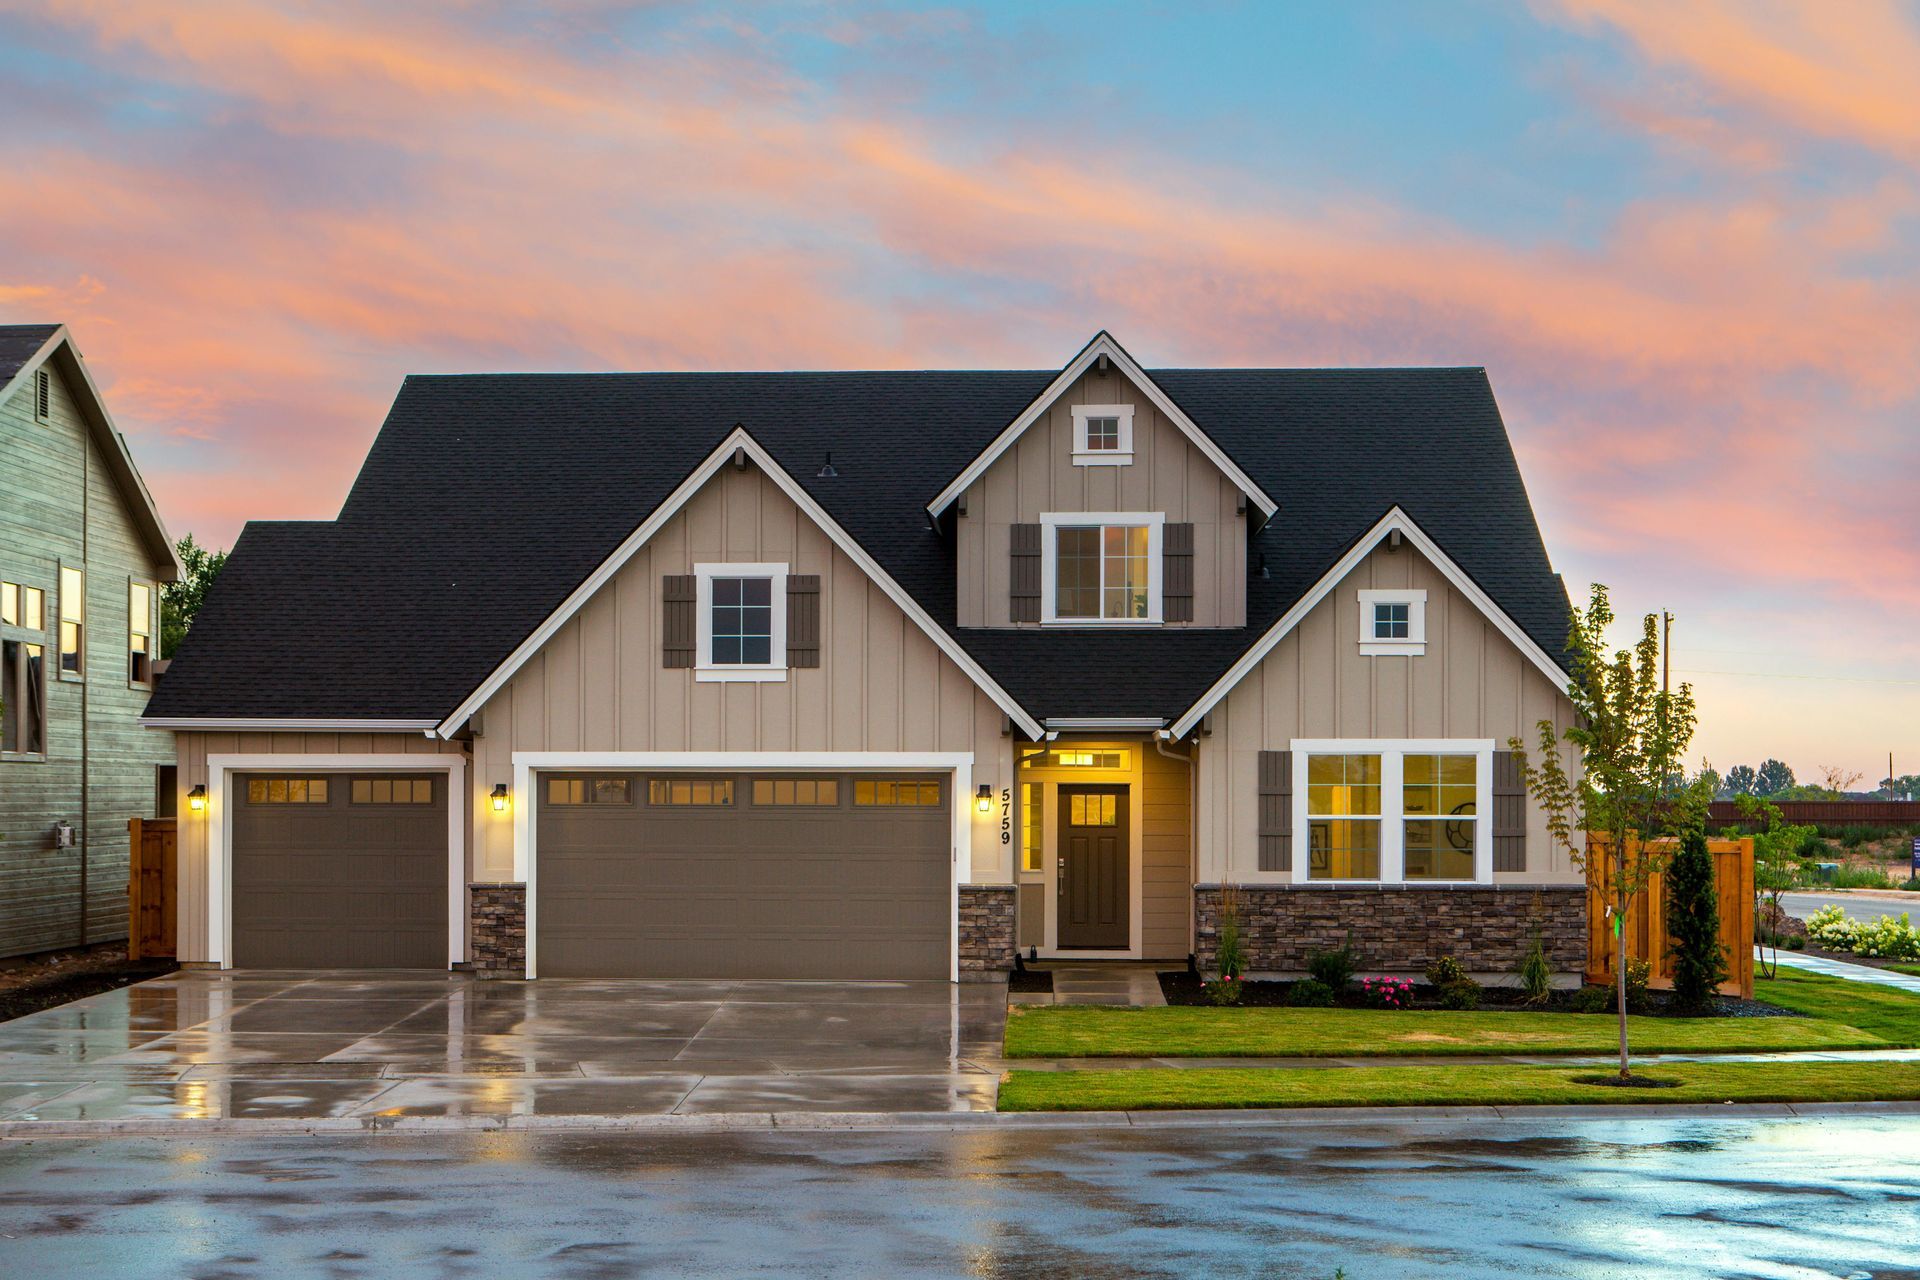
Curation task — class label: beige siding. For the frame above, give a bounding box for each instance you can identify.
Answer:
[956,366,1246,627]
[1141,739,1194,959]
[1195,540,1580,885]
[471,459,1014,882]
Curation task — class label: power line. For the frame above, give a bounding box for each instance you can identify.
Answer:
[1676,668,1920,687]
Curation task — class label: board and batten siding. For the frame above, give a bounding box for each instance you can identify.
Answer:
[1194,540,1580,886]
[470,459,1014,883]
[0,356,175,957]
[954,365,1246,628]
[170,731,467,965]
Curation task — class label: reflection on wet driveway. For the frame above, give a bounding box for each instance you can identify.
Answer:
[0,971,1007,1121]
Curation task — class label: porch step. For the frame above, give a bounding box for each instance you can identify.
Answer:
[1024,965,1168,1007]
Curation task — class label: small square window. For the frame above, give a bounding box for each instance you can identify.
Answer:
[1071,405,1134,463]
[1358,591,1426,654]
[1373,602,1410,639]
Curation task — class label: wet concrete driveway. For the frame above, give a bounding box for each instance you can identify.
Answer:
[2,1115,1916,1277]
[0,971,1006,1122]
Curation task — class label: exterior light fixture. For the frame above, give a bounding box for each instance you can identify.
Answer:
[816,451,839,478]
[187,784,207,812]
[975,783,992,814]
[491,783,510,812]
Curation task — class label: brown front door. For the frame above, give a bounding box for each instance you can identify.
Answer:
[1058,785,1128,949]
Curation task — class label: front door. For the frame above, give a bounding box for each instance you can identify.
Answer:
[1058,785,1129,949]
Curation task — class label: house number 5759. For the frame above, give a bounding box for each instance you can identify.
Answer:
[999,787,1012,844]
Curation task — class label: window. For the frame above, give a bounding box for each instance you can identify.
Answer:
[694,563,787,681]
[246,778,330,804]
[58,566,83,676]
[1293,742,1492,884]
[1068,792,1118,826]
[1357,589,1427,656]
[1041,513,1163,623]
[1049,749,1129,769]
[1021,782,1042,873]
[1,583,44,630]
[854,779,941,807]
[129,581,153,685]
[351,777,433,805]
[547,777,632,805]
[751,778,839,806]
[647,778,733,806]
[34,369,50,422]
[1070,404,1134,465]
[0,640,45,755]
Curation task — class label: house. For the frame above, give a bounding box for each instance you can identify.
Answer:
[0,324,181,959]
[143,332,1585,982]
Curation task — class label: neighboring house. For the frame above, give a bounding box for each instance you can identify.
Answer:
[0,325,181,959]
[144,332,1583,982]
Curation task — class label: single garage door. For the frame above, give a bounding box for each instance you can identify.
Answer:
[231,773,448,968]
[536,772,950,979]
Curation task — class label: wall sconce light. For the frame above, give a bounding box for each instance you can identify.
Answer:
[491,783,510,812]
[975,783,992,814]
[188,784,207,812]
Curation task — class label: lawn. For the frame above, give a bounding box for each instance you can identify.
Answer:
[997,1059,1920,1112]
[1754,968,1920,1043]
[1002,1001,1888,1059]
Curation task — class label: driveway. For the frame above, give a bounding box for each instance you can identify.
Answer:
[0,971,1006,1123]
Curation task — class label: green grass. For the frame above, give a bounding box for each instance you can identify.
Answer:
[1002,1002,1886,1059]
[1754,967,1920,1043]
[996,1059,1920,1112]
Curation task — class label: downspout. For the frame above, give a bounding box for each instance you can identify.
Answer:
[1153,730,1196,966]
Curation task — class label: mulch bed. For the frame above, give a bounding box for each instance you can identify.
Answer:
[0,944,177,1023]
[1156,971,1798,1018]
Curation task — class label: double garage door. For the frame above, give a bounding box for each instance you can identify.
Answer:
[536,772,951,980]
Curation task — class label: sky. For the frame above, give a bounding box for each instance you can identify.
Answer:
[1,0,1915,785]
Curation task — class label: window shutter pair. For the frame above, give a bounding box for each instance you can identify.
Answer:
[1007,521,1195,622]
[661,574,820,669]
[1257,749,1292,872]
[1492,749,1528,872]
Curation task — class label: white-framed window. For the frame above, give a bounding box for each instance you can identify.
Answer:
[1357,588,1426,656]
[1040,512,1163,624]
[1070,404,1134,465]
[1291,739,1493,885]
[58,564,83,679]
[694,562,787,682]
[128,579,154,686]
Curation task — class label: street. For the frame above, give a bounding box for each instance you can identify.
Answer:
[1,1116,1916,1278]
[1783,892,1919,925]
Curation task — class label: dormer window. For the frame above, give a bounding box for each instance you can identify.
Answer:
[1071,404,1134,466]
[1358,589,1427,656]
[1040,512,1163,624]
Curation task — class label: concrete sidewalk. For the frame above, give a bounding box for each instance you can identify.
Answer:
[1770,950,1920,992]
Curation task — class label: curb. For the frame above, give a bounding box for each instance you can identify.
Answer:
[4,1099,1918,1140]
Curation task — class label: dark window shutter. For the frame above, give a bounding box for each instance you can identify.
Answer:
[662,575,697,668]
[786,575,820,668]
[1009,523,1042,623]
[1257,749,1292,872]
[1493,749,1527,872]
[1163,522,1195,622]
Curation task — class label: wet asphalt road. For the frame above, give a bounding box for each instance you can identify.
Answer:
[1784,893,1918,925]
[2,1117,1918,1279]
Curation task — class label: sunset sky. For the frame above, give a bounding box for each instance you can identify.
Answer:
[2,1,1915,783]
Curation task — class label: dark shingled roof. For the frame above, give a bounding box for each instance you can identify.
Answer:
[147,365,1570,724]
[0,324,61,385]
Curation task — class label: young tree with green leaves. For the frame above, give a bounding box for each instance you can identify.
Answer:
[1664,828,1726,1013]
[161,534,227,659]
[1510,583,1709,1080]
[1738,793,1815,980]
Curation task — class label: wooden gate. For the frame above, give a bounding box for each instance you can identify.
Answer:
[127,817,176,961]
[1586,836,1754,999]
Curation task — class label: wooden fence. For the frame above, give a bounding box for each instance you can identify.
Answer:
[1586,836,1754,999]
[126,817,176,961]
[1708,800,1920,829]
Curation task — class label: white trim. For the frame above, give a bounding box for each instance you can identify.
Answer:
[1357,587,1427,657]
[927,332,1277,519]
[1289,738,1493,887]
[143,717,441,732]
[1034,758,1147,959]
[693,561,787,681]
[1044,717,1167,731]
[511,751,974,982]
[1070,403,1134,466]
[1170,507,1571,737]
[200,753,466,970]
[437,428,1045,741]
[1039,511,1165,625]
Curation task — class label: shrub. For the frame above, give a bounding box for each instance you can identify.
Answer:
[1569,985,1610,1014]
[1307,936,1358,992]
[1424,956,1468,989]
[1518,930,1553,1005]
[1665,828,1727,1013]
[1785,934,1805,950]
[1214,885,1246,989]
[1439,977,1482,1010]
[1203,976,1243,1006]
[1287,978,1336,1007]
[1828,864,1895,890]
[1805,905,1919,959]
[1622,957,1652,1012]
[1360,976,1413,1009]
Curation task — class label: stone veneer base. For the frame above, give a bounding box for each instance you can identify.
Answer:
[958,885,1018,979]
[467,882,527,978]
[1194,884,1587,979]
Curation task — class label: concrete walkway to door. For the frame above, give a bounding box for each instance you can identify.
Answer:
[0,971,1007,1127]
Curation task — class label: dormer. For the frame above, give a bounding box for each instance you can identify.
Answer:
[930,333,1274,629]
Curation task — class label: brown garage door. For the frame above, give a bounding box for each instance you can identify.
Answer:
[536,772,950,979]
[231,773,448,968]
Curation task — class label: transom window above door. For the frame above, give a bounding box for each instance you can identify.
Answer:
[694,562,787,681]
[1041,513,1163,624]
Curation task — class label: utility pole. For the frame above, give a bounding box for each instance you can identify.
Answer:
[1662,611,1673,694]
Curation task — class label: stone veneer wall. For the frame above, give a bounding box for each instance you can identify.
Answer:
[468,882,526,978]
[1194,885,1586,980]
[958,885,1017,980]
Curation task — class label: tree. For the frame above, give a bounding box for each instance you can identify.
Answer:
[160,534,227,659]
[1739,794,1813,980]
[1665,828,1727,1012]
[1817,765,1865,794]
[1723,764,1758,797]
[1693,765,1722,801]
[1880,774,1920,801]
[1511,583,1707,1080]
[1755,758,1795,796]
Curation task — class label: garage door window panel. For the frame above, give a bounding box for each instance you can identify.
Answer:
[648,778,734,806]
[247,777,330,804]
[351,777,433,805]
[547,777,632,805]
[751,778,840,806]
[854,779,941,806]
